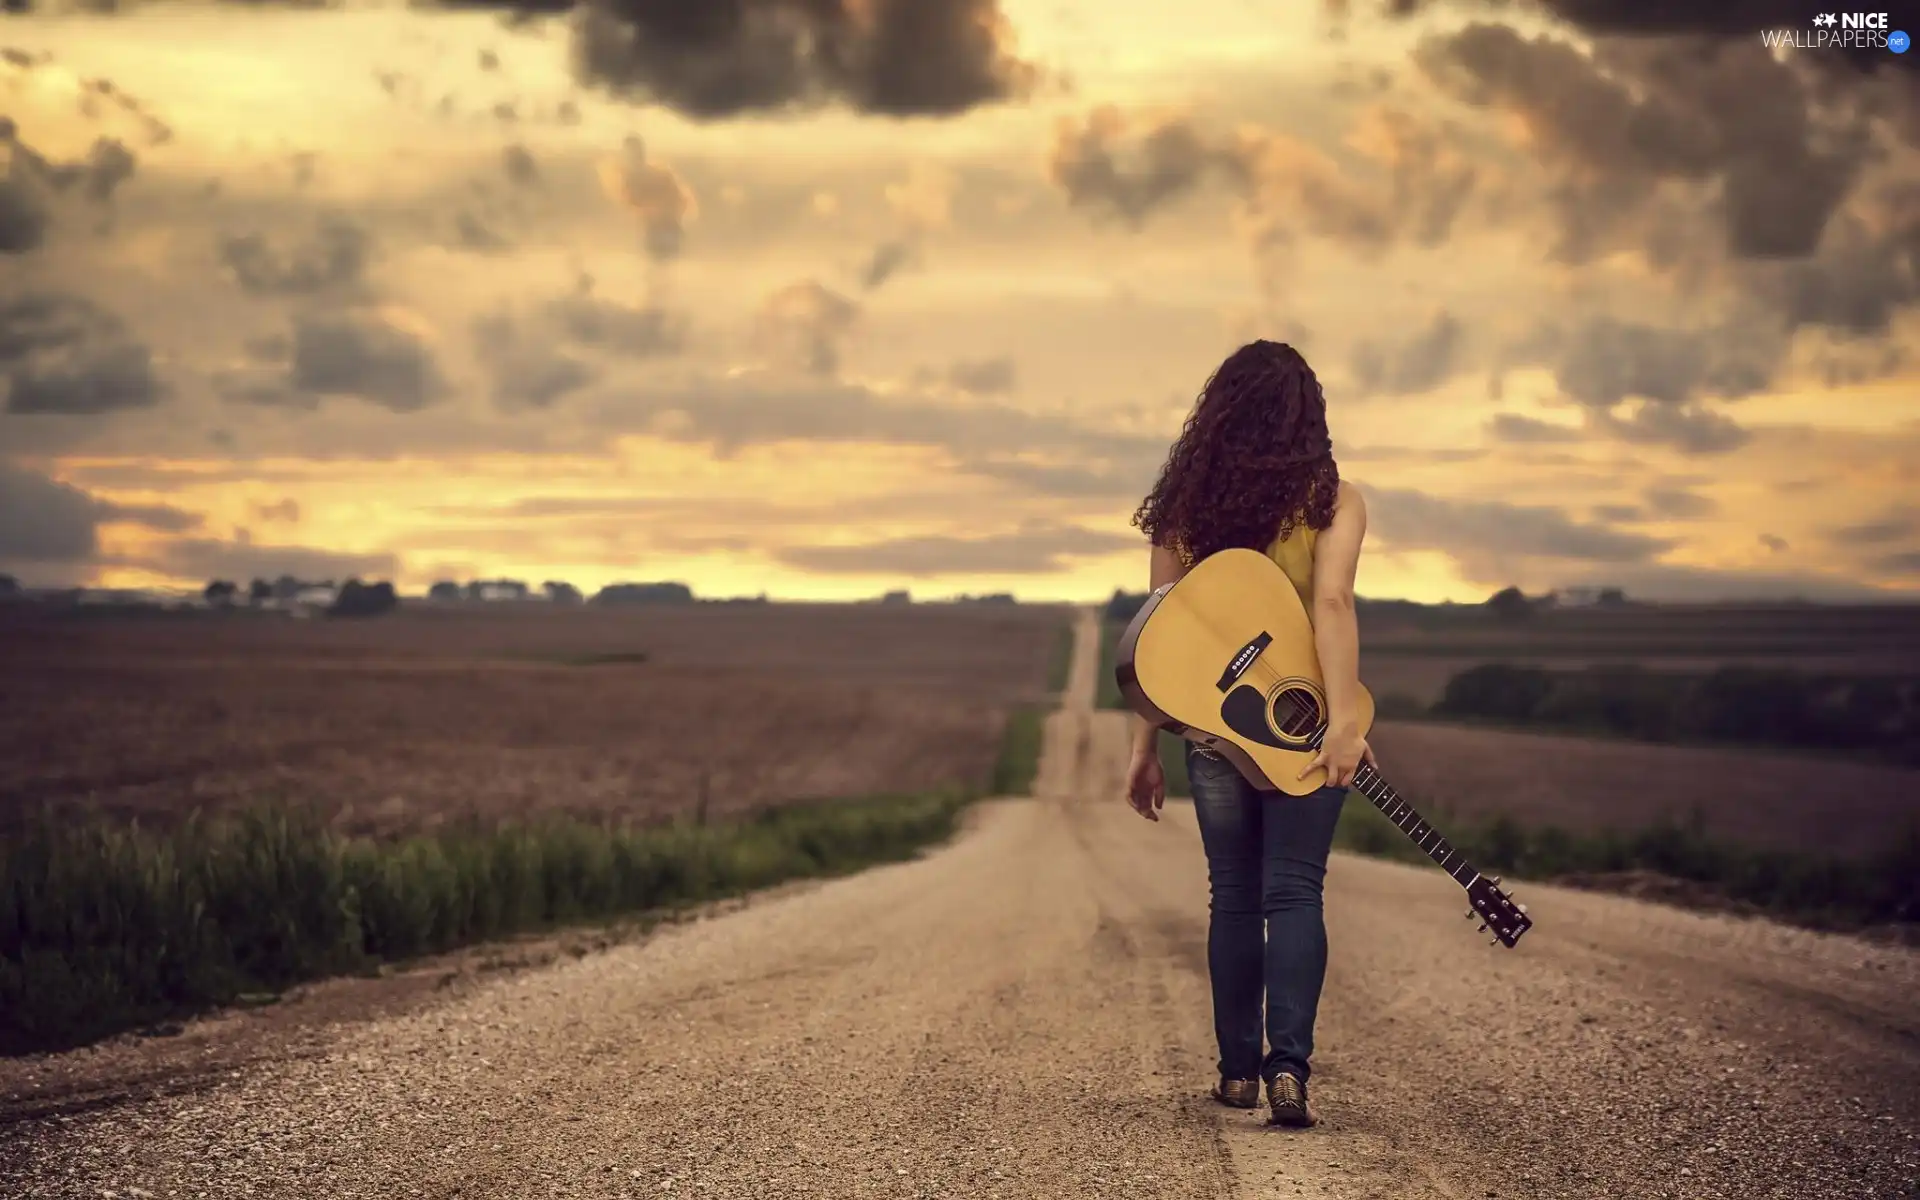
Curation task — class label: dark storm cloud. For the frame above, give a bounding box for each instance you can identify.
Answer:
[1349,311,1463,395]
[566,0,1038,120]
[1877,551,1920,575]
[222,310,445,412]
[1367,486,1674,564]
[1414,24,1870,262]
[774,522,1138,576]
[0,292,165,414]
[0,461,198,565]
[0,461,102,563]
[158,536,401,585]
[218,218,372,297]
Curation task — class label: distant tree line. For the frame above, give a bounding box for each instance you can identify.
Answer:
[1429,662,1920,764]
[202,575,398,618]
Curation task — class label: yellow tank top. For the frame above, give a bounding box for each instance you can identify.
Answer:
[1266,522,1318,617]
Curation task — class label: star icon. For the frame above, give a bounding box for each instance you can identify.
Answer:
[1814,12,1837,26]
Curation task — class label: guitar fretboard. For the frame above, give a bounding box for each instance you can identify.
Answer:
[1348,761,1478,886]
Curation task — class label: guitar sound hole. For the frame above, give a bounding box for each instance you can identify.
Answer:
[1271,686,1323,738]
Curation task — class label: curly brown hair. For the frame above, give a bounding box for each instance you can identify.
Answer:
[1131,340,1340,565]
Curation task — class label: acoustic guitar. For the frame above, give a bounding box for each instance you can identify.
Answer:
[1113,548,1534,949]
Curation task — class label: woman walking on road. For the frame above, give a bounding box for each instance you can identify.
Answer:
[1121,339,1373,1129]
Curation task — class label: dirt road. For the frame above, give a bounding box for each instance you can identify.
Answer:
[4,611,1917,1199]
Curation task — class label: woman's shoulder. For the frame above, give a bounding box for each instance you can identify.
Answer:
[1333,478,1366,513]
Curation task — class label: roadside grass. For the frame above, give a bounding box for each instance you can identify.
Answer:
[0,705,1058,1057]
[1332,798,1920,934]
[1045,619,1075,695]
[1096,621,1124,711]
[991,706,1047,796]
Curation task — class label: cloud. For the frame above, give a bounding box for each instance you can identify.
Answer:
[1350,310,1463,395]
[1411,23,1870,263]
[858,164,955,290]
[223,309,446,413]
[1365,485,1675,582]
[566,0,1039,119]
[942,356,1016,395]
[1833,507,1918,546]
[1044,103,1479,294]
[157,536,401,585]
[773,521,1138,576]
[473,311,600,409]
[1486,413,1581,444]
[218,217,372,297]
[1553,561,1919,604]
[254,497,301,523]
[1046,106,1218,226]
[754,280,860,376]
[1504,317,1773,454]
[471,279,684,408]
[0,461,197,565]
[501,143,540,187]
[597,135,696,259]
[858,239,916,290]
[543,282,686,356]
[1759,533,1788,553]
[1642,484,1716,519]
[0,118,139,252]
[0,291,165,415]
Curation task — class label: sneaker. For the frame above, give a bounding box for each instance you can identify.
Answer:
[1265,1072,1316,1128]
[1212,1077,1260,1108]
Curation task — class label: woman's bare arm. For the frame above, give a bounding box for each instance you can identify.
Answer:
[1310,482,1368,736]
[1127,542,1190,760]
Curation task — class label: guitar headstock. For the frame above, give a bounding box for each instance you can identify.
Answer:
[1465,874,1533,948]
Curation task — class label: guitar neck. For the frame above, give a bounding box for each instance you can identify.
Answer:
[1347,762,1480,887]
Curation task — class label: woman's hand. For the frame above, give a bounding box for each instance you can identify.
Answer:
[1298,728,1376,789]
[1124,748,1165,822]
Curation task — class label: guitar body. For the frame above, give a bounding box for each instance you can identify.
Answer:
[1115,548,1374,795]
[1114,546,1535,949]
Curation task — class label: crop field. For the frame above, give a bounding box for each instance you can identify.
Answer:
[0,603,1071,837]
[1097,603,1920,860]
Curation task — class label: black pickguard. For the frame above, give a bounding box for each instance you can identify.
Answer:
[1220,684,1288,747]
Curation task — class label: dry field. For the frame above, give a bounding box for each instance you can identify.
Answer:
[1358,601,1920,705]
[1363,719,1918,860]
[0,602,1069,836]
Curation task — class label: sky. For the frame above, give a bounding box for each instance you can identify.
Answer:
[1,0,1917,603]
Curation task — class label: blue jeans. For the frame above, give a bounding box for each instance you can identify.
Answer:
[1185,743,1346,1085]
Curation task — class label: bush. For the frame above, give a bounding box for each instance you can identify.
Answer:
[1428,662,1919,762]
[1435,663,1555,723]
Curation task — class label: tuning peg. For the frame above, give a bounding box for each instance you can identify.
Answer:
[1464,910,1475,919]
[1490,938,1501,947]
[1476,923,1488,934]
[1517,903,1528,914]
[1490,875,1502,886]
